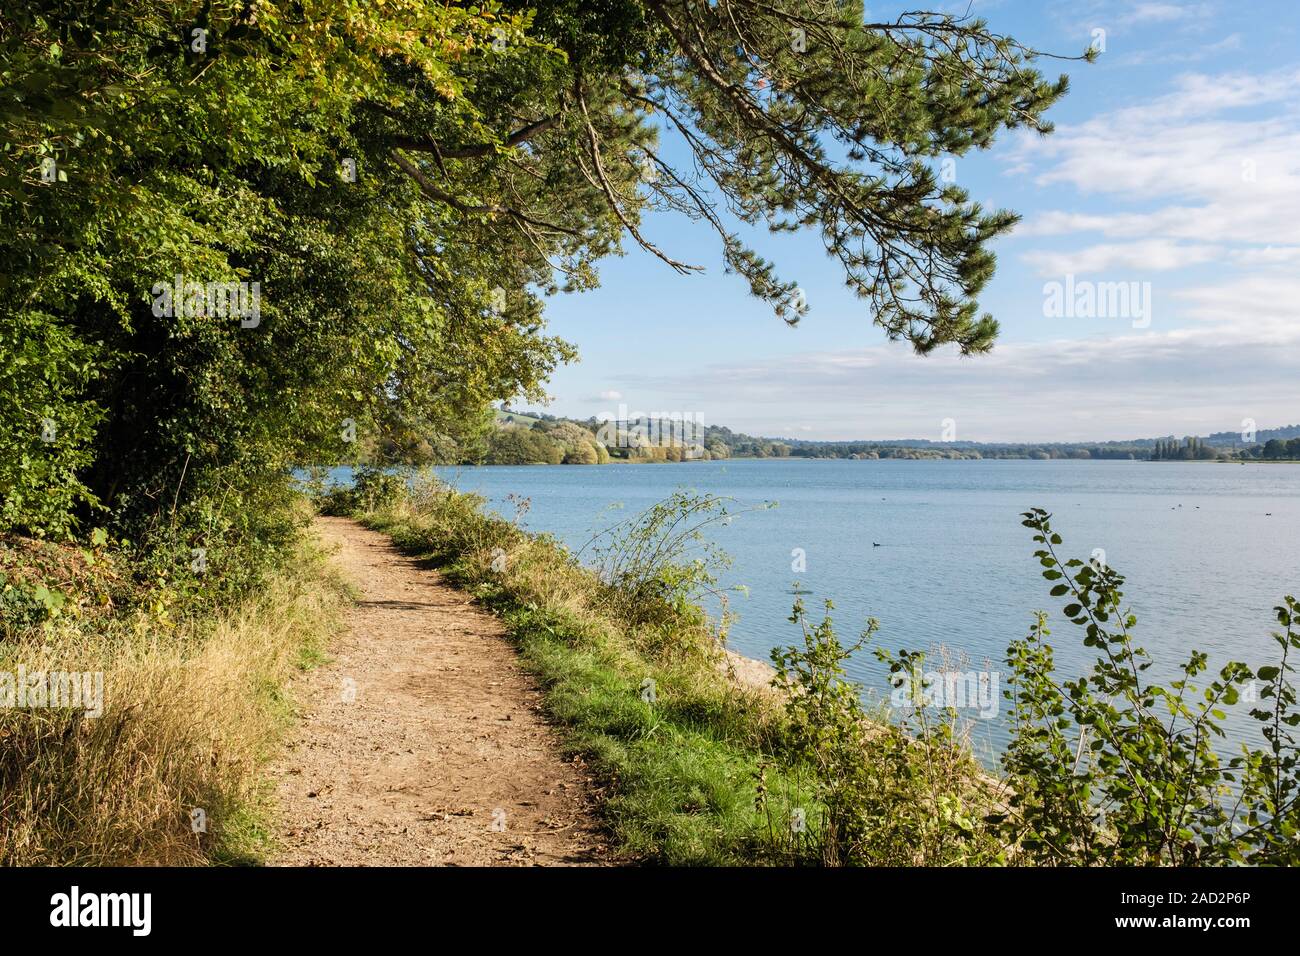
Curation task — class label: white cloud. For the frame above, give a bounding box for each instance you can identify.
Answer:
[1123,2,1208,24]
[1229,246,1300,266]
[1174,274,1300,337]
[1008,62,1300,355]
[610,256,1300,441]
[1049,0,1219,47]
[624,309,1300,442]
[1023,240,1223,276]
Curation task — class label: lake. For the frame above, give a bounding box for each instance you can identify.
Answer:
[336,458,1300,761]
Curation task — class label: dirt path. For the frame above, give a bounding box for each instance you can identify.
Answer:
[269,517,610,866]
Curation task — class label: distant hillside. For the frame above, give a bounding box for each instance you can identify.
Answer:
[495,409,543,428]
[485,408,1299,465]
[488,409,717,465]
[1206,424,1300,447]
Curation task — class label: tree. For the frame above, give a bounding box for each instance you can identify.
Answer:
[461,1,1080,352]
[1,1,574,554]
[563,442,600,465]
[1,0,1079,559]
[485,426,564,465]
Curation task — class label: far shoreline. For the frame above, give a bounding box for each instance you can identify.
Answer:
[418,456,1300,467]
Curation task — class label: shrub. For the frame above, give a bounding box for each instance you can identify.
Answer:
[352,467,405,513]
[992,509,1300,865]
[770,601,997,865]
[578,491,765,643]
[563,442,600,465]
[0,314,102,539]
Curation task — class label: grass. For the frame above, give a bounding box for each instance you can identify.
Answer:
[494,409,543,427]
[0,534,348,866]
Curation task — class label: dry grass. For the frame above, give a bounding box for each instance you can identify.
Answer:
[0,538,347,866]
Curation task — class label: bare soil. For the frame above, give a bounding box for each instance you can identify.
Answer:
[269,517,611,866]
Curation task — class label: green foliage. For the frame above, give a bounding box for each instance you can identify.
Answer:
[484,425,566,465]
[351,468,406,514]
[476,419,616,465]
[539,419,605,464]
[770,601,996,865]
[1260,437,1300,460]
[310,466,406,516]
[3,0,1073,561]
[0,314,102,538]
[995,509,1300,864]
[0,0,575,572]
[0,573,62,632]
[1151,436,1219,460]
[580,490,766,635]
[0,528,132,639]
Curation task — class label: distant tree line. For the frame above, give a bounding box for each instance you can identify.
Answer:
[1151,436,1216,461]
[477,411,1300,466]
[1262,438,1300,460]
[484,420,611,466]
[1151,434,1300,462]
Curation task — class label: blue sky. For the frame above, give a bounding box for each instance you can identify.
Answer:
[526,0,1300,443]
